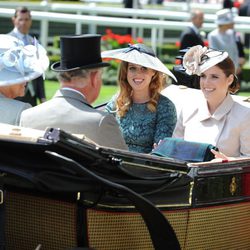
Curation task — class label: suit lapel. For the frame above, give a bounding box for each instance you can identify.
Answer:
[190,27,203,44]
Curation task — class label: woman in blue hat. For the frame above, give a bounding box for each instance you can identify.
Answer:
[0,34,49,125]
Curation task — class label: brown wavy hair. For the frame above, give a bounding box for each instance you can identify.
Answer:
[216,56,239,94]
[115,61,166,117]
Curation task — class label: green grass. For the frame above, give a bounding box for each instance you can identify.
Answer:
[45,80,118,106]
[238,92,250,97]
[45,80,59,99]
[95,85,118,105]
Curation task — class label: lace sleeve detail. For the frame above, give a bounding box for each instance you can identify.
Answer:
[154,95,177,144]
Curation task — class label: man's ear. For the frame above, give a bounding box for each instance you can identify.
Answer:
[90,70,99,88]
[228,74,234,87]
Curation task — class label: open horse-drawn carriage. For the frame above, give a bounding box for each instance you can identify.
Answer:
[0,86,250,250]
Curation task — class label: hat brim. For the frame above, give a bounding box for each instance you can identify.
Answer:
[0,36,49,86]
[101,48,177,82]
[51,61,110,72]
[0,70,43,87]
[216,20,234,25]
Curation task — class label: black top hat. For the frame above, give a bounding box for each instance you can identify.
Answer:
[51,34,110,72]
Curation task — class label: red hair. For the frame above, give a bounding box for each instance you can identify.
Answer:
[115,61,166,117]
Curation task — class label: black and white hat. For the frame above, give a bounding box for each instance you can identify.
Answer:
[183,45,229,76]
[101,43,177,82]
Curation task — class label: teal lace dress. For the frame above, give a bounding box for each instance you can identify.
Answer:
[106,94,177,153]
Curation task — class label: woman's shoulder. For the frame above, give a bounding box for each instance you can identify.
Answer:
[158,94,175,107]
[229,100,250,134]
[156,94,177,116]
[232,98,250,118]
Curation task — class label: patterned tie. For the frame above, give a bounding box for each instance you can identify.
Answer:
[23,35,29,45]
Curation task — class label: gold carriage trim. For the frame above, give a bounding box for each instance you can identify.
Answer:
[230,176,237,195]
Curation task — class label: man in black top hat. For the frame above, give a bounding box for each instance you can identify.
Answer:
[20,34,128,150]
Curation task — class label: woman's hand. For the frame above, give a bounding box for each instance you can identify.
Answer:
[211,149,235,162]
[153,139,163,150]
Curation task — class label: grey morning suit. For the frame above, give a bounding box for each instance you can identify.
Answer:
[0,94,31,125]
[20,89,128,150]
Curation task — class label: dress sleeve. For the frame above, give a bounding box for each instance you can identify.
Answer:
[154,96,177,144]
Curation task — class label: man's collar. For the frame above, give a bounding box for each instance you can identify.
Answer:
[190,24,200,34]
[60,87,86,99]
[13,27,25,37]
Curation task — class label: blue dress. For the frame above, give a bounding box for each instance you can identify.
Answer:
[106,94,177,153]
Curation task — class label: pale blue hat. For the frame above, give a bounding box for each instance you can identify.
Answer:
[216,9,234,25]
[0,34,49,86]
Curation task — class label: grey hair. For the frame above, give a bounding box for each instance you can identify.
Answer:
[57,68,101,83]
[190,9,203,20]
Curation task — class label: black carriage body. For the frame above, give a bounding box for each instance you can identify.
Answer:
[0,127,250,249]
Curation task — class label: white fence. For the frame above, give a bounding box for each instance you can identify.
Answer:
[1,1,250,22]
[0,2,250,54]
[0,1,222,13]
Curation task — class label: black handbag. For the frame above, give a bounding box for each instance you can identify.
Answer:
[151,137,219,162]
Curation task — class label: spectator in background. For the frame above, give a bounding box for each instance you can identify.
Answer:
[208,8,245,89]
[8,6,47,106]
[180,9,205,50]
[239,0,250,46]
[0,34,49,125]
[20,34,128,150]
[239,0,250,16]
[235,29,246,87]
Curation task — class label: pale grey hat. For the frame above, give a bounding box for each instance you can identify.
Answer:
[101,43,177,82]
[216,9,234,25]
[0,34,49,86]
[183,45,228,76]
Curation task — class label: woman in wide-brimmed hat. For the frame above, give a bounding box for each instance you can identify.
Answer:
[173,45,250,160]
[102,43,177,153]
[0,34,49,125]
